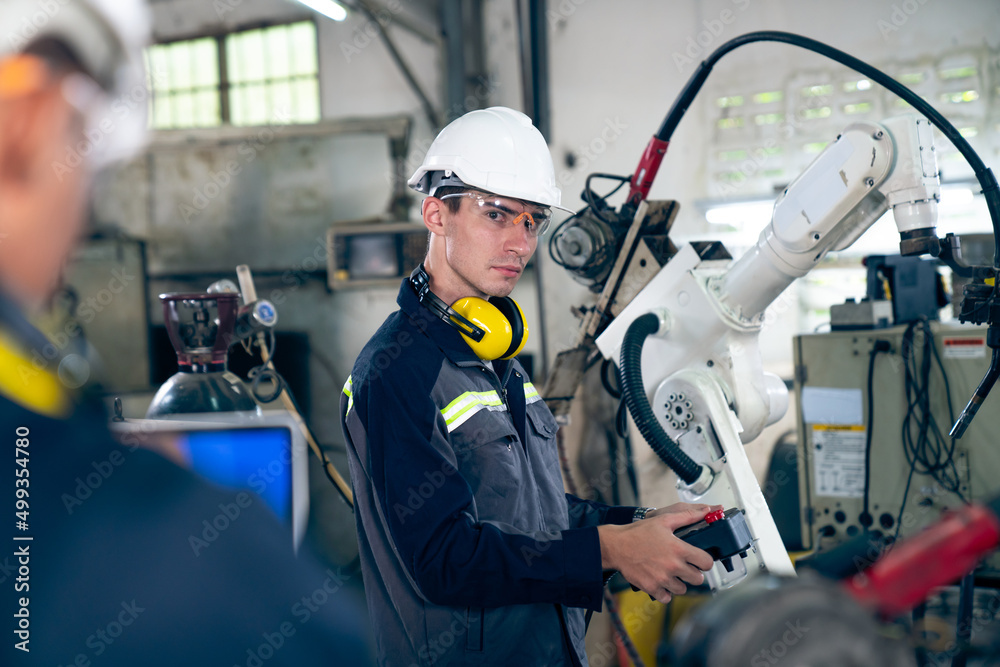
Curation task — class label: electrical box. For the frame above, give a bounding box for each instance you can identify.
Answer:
[326,219,427,290]
[793,322,1000,576]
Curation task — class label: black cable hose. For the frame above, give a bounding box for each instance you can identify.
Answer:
[619,313,703,485]
[602,362,639,501]
[956,348,1000,430]
[655,31,1000,267]
[622,429,639,501]
[607,429,621,505]
[250,339,355,510]
[548,173,629,280]
[604,588,645,667]
[900,320,966,500]
[616,397,629,439]
[887,320,967,547]
[601,357,622,399]
[249,366,285,403]
[862,341,890,531]
[953,571,975,667]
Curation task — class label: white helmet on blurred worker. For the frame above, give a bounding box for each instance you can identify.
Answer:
[0,0,152,167]
[408,106,572,212]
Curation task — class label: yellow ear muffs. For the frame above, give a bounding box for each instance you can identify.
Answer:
[450,296,528,361]
[409,264,529,361]
[489,296,528,359]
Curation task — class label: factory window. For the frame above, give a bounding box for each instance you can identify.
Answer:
[843,102,872,115]
[718,149,748,162]
[146,21,320,130]
[842,79,871,92]
[940,90,979,104]
[801,84,832,97]
[715,171,744,183]
[754,112,784,126]
[752,91,783,104]
[146,38,222,129]
[800,106,832,120]
[716,95,744,108]
[227,22,320,126]
[939,66,976,80]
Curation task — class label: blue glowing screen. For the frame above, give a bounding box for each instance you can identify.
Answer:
[176,427,293,523]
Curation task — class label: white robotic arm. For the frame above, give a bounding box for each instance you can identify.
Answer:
[595,113,940,589]
[719,115,940,320]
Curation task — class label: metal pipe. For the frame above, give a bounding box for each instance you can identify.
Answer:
[358,0,440,128]
[441,0,465,122]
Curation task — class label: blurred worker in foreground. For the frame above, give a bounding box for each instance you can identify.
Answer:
[0,1,369,664]
[341,106,718,666]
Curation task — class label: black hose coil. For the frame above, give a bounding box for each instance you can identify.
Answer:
[619,313,704,485]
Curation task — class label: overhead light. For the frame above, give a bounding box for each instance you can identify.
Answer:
[293,0,348,21]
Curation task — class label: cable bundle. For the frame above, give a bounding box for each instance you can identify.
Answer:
[894,318,967,541]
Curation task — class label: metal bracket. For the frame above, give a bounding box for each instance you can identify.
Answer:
[541,200,680,415]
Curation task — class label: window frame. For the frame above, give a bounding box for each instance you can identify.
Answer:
[146,18,322,130]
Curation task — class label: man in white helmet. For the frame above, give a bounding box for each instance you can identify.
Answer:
[0,2,369,664]
[341,107,716,666]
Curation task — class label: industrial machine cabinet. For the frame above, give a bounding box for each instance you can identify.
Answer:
[793,322,1000,576]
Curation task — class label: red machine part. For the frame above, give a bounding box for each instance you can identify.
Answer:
[626,136,669,207]
[844,504,1000,617]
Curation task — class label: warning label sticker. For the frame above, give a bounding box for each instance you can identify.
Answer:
[943,336,986,359]
[813,424,866,498]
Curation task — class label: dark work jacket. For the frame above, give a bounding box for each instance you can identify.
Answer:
[341,278,635,667]
[0,300,372,666]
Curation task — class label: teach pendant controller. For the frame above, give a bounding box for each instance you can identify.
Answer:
[676,508,754,574]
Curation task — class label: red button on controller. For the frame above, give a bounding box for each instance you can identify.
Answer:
[705,509,725,524]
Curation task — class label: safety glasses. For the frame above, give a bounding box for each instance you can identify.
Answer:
[439,191,552,237]
[59,71,147,171]
[0,54,146,172]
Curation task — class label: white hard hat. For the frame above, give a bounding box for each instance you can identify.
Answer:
[408,106,572,212]
[0,0,152,167]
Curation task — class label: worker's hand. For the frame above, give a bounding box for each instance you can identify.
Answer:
[644,503,723,521]
[597,503,719,604]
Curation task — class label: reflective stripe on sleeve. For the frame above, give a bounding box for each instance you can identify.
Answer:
[343,375,354,417]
